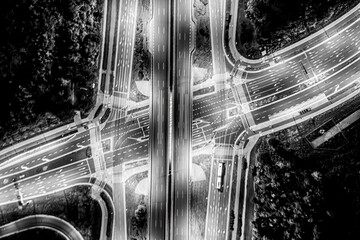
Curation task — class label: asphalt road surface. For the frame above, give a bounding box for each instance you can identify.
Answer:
[148,0,171,239]
[171,0,193,239]
[205,157,233,240]
[2,2,360,240]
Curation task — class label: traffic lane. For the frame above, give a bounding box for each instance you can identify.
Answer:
[192,111,232,147]
[323,65,360,96]
[309,37,360,76]
[251,85,323,124]
[0,130,89,169]
[113,165,127,240]
[102,114,149,138]
[102,0,120,75]
[104,141,148,169]
[206,159,232,240]
[115,0,137,93]
[247,20,357,88]
[109,0,119,72]
[173,168,189,237]
[249,51,360,113]
[150,174,167,236]
[109,125,145,150]
[102,117,127,134]
[209,0,226,74]
[0,147,90,190]
[149,0,170,238]
[249,81,314,110]
[214,117,244,145]
[111,140,148,165]
[192,121,225,147]
[251,55,360,124]
[193,89,233,108]
[173,18,192,240]
[0,132,90,179]
[101,0,115,70]
[248,70,304,101]
[245,17,360,95]
[100,105,231,168]
[0,159,91,204]
[102,120,144,148]
[245,5,360,70]
[246,59,331,101]
[193,102,234,124]
[246,59,304,87]
[306,26,360,74]
[192,114,241,150]
[193,89,234,108]
[193,95,235,120]
[243,8,360,79]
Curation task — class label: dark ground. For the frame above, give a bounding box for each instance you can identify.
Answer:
[235,0,360,58]
[0,0,103,147]
[1,228,66,240]
[252,94,360,240]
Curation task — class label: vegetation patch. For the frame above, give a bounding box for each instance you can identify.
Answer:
[125,171,149,239]
[0,0,103,146]
[0,186,101,240]
[235,0,360,58]
[192,0,213,85]
[252,96,360,239]
[190,154,211,240]
[130,0,151,103]
[227,155,238,239]
[2,228,66,240]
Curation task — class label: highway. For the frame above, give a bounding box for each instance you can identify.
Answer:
[1,0,360,240]
[148,0,170,239]
[171,0,193,239]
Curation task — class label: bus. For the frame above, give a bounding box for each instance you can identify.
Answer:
[216,162,225,191]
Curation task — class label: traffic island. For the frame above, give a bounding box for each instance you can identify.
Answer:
[125,171,149,239]
[190,154,212,240]
[192,0,213,82]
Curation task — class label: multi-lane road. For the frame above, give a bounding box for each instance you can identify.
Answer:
[227,3,360,130]
[2,1,360,240]
[148,0,170,239]
[171,0,193,239]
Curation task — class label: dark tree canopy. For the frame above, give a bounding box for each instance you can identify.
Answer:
[0,0,103,139]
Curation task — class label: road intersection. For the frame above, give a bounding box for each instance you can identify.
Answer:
[1,1,360,240]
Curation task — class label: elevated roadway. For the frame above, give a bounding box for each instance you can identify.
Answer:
[171,0,194,239]
[148,0,171,239]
